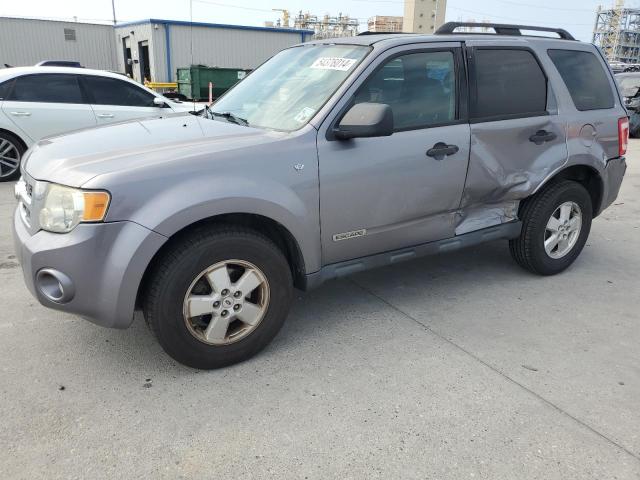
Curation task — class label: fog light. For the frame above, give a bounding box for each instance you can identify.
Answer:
[36,268,75,304]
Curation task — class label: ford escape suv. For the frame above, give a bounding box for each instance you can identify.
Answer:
[13,23,628,369]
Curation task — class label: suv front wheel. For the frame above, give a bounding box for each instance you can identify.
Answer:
[510,180,593,275]
[143,225,293,369]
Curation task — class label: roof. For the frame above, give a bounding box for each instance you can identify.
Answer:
[0,15,113,27]
[115,18,314,36]
[0,66,133,81]
[306,32,585,48]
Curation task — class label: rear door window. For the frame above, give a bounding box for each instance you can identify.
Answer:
[547,49,614,111]
[8,74,84,103]
[82,76,156,107]
[472,48,547,120]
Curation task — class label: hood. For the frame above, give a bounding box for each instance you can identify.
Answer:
[24,113,278,186]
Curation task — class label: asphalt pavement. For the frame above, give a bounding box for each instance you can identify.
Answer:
[1,143,639,479]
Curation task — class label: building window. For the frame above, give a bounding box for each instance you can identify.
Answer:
[64,28,76,41]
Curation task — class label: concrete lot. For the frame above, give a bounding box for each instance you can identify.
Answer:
[1,143,639,480]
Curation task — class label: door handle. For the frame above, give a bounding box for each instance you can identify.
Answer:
[96,113,114,119]
[529,129,557,145]
[10,111,31,117]
[426,142,459,160]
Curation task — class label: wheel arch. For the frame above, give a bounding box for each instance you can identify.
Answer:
[531,164,604,217]
[0,127,28,150]
[136,212,308,310]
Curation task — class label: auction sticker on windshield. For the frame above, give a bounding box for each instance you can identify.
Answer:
[310,57,357,71]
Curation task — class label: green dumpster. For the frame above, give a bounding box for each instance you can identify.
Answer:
[176,65,250,101]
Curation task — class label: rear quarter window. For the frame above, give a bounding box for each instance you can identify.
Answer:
[0,79,14,100]
[547,49,614,111]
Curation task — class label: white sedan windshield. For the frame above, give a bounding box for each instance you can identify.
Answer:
[211,44,370,131]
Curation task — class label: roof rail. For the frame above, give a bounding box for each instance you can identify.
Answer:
[435,22,575,41]
[357,31,410,36]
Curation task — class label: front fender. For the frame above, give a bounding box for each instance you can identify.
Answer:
[95,168,321,274]
[141,175,321,272]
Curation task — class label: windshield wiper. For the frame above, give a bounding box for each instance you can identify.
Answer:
[210,110,249,126]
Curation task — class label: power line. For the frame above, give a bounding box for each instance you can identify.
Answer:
[447,5,594,26]
[191,0,275,13]
[353,0,597,10]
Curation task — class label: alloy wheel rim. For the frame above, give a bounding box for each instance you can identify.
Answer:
[0,138,20,179]
[544,201,582,259]
[183,259,270,346]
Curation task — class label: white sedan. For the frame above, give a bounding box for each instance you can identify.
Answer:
[0,66,194,181]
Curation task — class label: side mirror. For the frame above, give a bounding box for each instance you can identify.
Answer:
[153,97,169,108]
[334,102,394,140]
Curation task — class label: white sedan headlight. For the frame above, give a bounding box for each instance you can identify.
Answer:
[38,183,111,233]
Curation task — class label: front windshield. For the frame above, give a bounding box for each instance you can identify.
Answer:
[617,75,640,95]
[210,44,370,131]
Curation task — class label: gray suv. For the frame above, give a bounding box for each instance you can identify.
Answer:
[12,23,628,369]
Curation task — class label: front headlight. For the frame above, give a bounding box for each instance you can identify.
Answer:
[38,183,111,233]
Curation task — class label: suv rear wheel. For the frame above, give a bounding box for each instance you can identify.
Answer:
[510,180,593,275]
[143,225,293,369]
[0,131,25,182]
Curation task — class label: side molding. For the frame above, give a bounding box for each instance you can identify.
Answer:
[305,221,522,290]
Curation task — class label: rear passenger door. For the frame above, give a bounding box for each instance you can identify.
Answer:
[80,75,166,124]
[460,42,568,230]
[1,73,96,142]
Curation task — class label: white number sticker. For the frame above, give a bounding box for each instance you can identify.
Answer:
[294,107,316,123]
[310,57,357,71]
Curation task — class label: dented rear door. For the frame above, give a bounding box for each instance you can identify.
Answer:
[458,40,568,235]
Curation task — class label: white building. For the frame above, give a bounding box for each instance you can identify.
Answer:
[0,17,118,70]
[0,17,313,83]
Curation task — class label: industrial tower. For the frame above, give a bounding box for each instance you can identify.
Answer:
[593,0,640,65]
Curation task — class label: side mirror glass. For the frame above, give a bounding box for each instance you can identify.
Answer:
[334,102,394,140]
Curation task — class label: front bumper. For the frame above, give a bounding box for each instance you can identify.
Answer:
[12,208,167,329]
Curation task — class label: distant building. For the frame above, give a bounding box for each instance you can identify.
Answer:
[403,0,447,34]
[291,12,359,39]
[367,16,403,33]
[115,19,312,83]
[0,17,118,71]
[593,2,640,65]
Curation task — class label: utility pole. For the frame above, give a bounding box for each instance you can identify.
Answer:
[111,0,117,25]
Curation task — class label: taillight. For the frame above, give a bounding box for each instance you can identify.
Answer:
[618,117,629,156]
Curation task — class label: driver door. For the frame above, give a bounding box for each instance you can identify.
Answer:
[317,43,471,265]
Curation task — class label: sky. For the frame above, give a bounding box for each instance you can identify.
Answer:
[2,0,640,42]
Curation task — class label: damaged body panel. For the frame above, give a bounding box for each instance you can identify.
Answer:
[456,116,568,234]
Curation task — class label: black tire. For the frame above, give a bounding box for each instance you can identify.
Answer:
[143,225,293,369]
[509,180,593,275]
[0,131,26,182]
